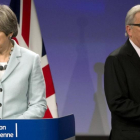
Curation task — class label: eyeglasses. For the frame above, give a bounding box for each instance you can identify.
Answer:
[129,24,140,27]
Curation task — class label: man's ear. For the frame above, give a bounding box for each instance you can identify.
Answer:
[126,25,132,37]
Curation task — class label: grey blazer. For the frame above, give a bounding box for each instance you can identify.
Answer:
[0,40,47,119]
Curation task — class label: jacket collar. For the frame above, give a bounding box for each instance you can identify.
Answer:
[124,39,140,71]
[1,40,21,83]
[124,39,137,56]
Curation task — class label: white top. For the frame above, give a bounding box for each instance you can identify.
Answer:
[0,62,7,80]
[129,39,140,57]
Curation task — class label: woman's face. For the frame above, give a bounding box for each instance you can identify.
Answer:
[0,32,11,50]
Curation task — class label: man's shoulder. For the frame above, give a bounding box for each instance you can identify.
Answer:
[110,43,127,57]
[108,39,132,59]
[105,40,131,64]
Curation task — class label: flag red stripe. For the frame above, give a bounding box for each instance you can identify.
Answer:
[22,0,31,47]
[42,65,55,98]
[43,106,53,118]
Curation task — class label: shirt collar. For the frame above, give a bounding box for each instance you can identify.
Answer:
[129,39,140,57]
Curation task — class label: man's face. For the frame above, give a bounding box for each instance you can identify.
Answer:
[129,12,140,47]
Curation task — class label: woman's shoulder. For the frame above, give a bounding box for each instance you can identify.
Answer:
[21,46,38,55]
[18,45,39,59]
[13,40,40,62]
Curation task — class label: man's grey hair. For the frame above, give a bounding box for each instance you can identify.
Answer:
[125,5,140,37]
[0,5,18,38]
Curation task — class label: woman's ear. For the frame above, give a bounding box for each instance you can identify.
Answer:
[8,32,13,39]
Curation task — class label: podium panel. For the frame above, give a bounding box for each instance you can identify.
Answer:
[0,115,75,140]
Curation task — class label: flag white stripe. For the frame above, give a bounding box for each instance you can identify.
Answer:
[16,26,29,49]
[41,55,48,68]
[47,94,58,118]
[29,0,42,56]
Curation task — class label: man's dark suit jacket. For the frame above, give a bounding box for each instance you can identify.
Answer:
[104,39,140,140]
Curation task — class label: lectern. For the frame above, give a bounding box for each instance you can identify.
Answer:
[0,114,75,140]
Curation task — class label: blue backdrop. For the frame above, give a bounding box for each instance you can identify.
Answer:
[1,0,140,136]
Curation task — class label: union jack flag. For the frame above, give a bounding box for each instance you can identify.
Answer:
[9,0,58,118]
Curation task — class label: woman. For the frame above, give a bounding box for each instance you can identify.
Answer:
[0,5,46,119]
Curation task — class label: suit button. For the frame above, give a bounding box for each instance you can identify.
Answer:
[0,103,2,107]
[0,88,2,92]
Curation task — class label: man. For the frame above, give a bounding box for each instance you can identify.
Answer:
[104,5,140,140]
